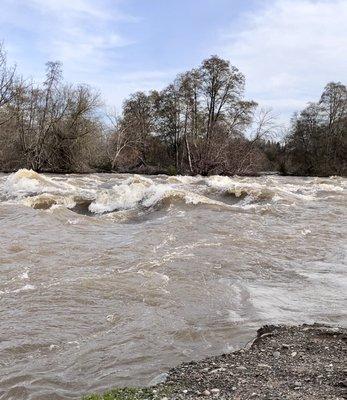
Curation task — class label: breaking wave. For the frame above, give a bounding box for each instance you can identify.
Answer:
[0,169,345,400]
[89,184,226,214]
[4,169,74,196]
[1,169,345,219]
[1,169,227,216]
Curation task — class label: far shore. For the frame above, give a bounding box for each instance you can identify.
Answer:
[1,168,344,179]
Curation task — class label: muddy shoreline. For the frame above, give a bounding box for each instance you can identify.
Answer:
[85,324,347,399]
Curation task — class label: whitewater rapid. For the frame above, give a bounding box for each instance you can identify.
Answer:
[0,170,346,399]
[2,169,344,215]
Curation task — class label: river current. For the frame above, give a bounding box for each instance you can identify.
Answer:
[0,170,346,399]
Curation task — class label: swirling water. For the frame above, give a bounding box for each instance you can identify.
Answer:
[0,170,346,399]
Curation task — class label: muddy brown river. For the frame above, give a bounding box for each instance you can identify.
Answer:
[0,170,346,399]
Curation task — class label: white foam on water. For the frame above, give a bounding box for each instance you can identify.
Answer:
[205,175,333,204]
[2,170,97,215]
[89,180,226,214]
[0,171,346,399]
[11,284,35,293]
[22,193,77,209]
[89,182,151,213]
[67,218,81,225]
[20,269,29,280]
[167,175,201,185]
[2,170,346,218]
[4,169,73,197]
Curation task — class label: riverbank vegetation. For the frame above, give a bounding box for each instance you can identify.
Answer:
[0,43,346,176]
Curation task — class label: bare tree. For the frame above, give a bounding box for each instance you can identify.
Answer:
[285,82,347,176]
[200,56,245,139]
[105,110,143,171]
[4,47,343,177]
[7,61,102,171]
[0,42,16,110]
[234,108,278,174]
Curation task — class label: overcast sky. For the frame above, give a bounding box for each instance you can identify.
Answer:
[1,0,346,123]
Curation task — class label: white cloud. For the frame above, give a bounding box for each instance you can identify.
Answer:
[219,0,347,123]
[28,0,119,20]
[3,0,345,122]
[0,0,175,110]
[24,0,134,66]
[0,0,135,76]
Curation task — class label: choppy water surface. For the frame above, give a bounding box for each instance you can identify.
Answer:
[0,170,346,399]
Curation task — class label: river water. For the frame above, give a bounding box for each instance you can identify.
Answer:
[0,170,346,399]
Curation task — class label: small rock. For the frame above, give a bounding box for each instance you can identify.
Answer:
[149,372,169,386]
[282,344,290,349]
[273,351,281,358]
[203,390,211,396]
[317,327,340,334]
[182,389,188,394]
[291,351,297,357]
[209,367,225,374]
[257,363,271,368]
[294,381,302,387]
[211,388,220,394]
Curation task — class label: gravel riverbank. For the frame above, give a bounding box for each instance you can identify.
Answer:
[84,324,346,400]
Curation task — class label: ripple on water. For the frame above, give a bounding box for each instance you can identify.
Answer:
[0,171,346,399]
